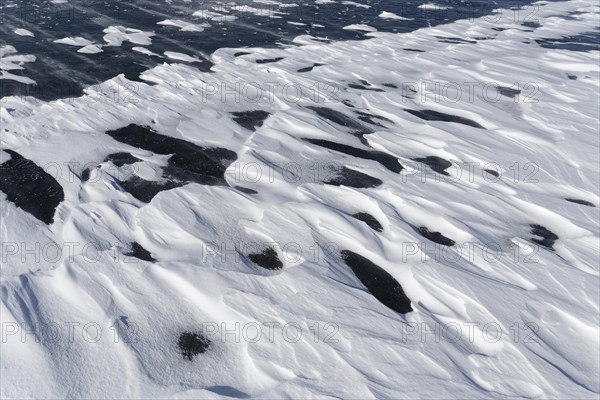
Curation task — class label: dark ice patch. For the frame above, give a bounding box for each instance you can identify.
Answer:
[177,332,211,361]
[0,150,64,224]
[230,111,270,131]
[342,100,355,108]
[355,111,393,127]
[81,168,91,182]
[403,48,425,52]
[234,52,251,57]
[530,224,558,249]
[348,83,384,92]
[206,386,250,399]
[305,139,403,173]
[105,125,237,200]
[128,242,155,262]
[496,86,521,98]
[297,63,325,73]
[119,176,183,203]
[255,57,284,64]
[522,21,542,29]
[235,186,258,194]
[417,227,455,247]
[325,167,383,188]
[340,250,412,314]
[307,106,373,142]
[435,36,477,44]
[404,108,484,128]
[484,168,500,177]
[383,83,398,88]
[248,247,283,270]
[535,31,600,52]
[352,212,383,232]
[567,74,577,80]
[565,198,595,207]
[413,156,452,176]
[104,152,142,167]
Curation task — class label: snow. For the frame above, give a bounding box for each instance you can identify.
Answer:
[78,44,104,54]
[54,37,94,46]
[164,51,202,62]
[379,11,412,20]
[14,28,34,37]
[157,19,210,32]
[1,0,599,398]
[343,24,378,32]
[103,26,155,47]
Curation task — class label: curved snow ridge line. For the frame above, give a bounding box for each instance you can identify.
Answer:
[1,0,599,398]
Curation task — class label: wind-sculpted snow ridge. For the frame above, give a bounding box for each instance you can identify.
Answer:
[1,0,599,398]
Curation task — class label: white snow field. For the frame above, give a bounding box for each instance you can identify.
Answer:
[1,0,599,398]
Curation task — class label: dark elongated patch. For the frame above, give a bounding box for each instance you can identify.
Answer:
[297,63,325,73]
[404,109,484,128]
[305,139,402,173]
[235,186,258,194]
[522,21,542,29]
[128,242,155,262]
[348,83,384,92]
[565,198,595,207]
[325,167,382,188]
[248,248,283,270]
[234,52,251,57]
[340,250,412,314]
[307,106,372,135]
[0,150,64,224]
[104,152,141,167]
[178,332,211,361]
[355,111,393,127]
[413,156,452,176]
[119,176,183,203]
[352,212,383,232]
[496,86,521,98]
[230,111,270,131]
[417,227,455,246]
[435,36,477,44]
[484,168,500,177]
[382,83,398,88]
[105,125,237,201]
[403,48,425,52]
[255,57,284,64]
[530,224,558,249]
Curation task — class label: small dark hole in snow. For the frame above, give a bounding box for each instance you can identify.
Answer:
[404,109,484,129]
[0,150,64,224]
[178,331,211,361]
[104,152,141,167]
[484,168,500,177]
[352,212,383,232]
[340,250,412,314]
[230,111,270,131]
[530,224,558,249]
[255,57,284,64]
[305,139,402,173]
[417,227,455,247]
[129,242,155,262]
[324,166,383,188]
[565,198,595,207]
[413,156,453,176]
[248,248,283,270]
